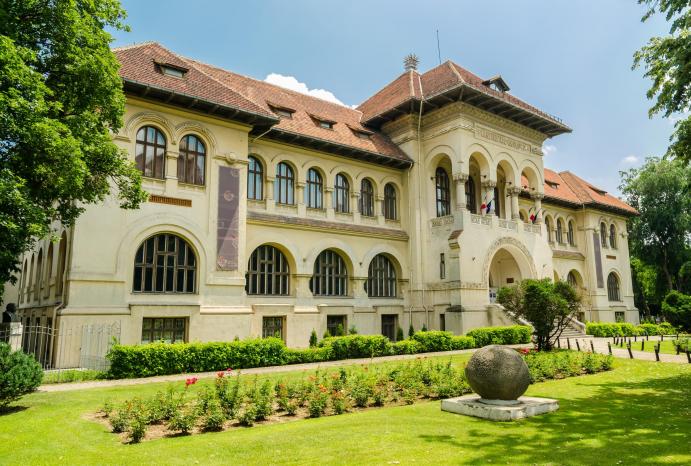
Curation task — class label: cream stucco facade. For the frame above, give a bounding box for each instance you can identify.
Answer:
[6,50,638,360]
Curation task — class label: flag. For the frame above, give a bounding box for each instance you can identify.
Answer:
[485,198,493,214]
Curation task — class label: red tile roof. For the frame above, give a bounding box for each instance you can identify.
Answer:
[114,42,410,167]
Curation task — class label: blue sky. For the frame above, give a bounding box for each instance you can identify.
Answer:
[112,0,674,195]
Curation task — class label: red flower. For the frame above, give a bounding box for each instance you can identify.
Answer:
[185,377,198,387]
[217,371,225,378]
[226,367,232,372]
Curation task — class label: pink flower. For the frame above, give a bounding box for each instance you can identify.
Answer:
[217,371,225,378]
[185,377,198,387]
[226,367,232,372]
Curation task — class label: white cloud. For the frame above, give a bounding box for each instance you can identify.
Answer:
[542,143,557,156]
[264,73,346,106]
[620,155,640,166]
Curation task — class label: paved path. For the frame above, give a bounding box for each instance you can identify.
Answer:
[39,344,530,393]
[556,336,690,364]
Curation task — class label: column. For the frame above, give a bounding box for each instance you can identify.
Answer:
[164,148,179,193]
[265,176,275,212]
[453,173,468,211]
[296,182,306,216]
[509,187,521,220]
[531,192,544,224]
[351,192,360,223]
[325,187,334,219]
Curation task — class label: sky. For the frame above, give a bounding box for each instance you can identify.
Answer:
[112,0,675,196]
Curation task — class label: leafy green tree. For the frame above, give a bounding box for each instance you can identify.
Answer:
[633,0,691,164]
[0,0,146,298]
[497,279,580,351]
[620,158,691,294]
[661,290,691,331]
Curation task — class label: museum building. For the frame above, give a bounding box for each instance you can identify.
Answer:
[6,43,639,350]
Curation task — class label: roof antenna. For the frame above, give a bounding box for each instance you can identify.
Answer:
[436,29,442,65]
[403,53,419,71]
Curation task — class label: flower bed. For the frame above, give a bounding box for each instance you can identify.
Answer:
[99,349,613,443]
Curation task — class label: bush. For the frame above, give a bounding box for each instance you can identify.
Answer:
[0,343,43,409]
[392,339,421,355]
[524,350,613,383]
[411,331,454,352]
[465,326,532,347]
[396,326,404,342]
[586,322,638,337]
[636,323,661,336]
[309,330,318,348]
[450,336,476,350]
[284,347,332,365]
[107,337,287,378]
[318,335,392,360]
[662,291,691,331]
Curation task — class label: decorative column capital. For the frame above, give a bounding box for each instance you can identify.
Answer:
[481,180,497,189]
[530,192,544,200]
[508,186,522,196]
[453,173,469,183]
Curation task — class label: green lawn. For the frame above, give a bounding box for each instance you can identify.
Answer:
[1,356,689,465]
[613,339,684,355]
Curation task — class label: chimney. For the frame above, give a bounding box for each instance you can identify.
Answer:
[403,53,419,72]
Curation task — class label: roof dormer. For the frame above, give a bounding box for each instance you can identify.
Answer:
[482,75,510,93]
[154,61,189,78]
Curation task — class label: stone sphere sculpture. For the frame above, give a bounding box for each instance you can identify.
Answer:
[464,345,531,404]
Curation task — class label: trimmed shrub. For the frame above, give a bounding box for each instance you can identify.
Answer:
[318,335,393,360]
[308,330,318,348]
[285,347,332,365]
[0,343,43,409]
[107,338,287,378]
[586,322,637,337]
[411,331,454,352]
[636,323,661,336]
[465,325,532,347]
[392,339,421,355]
[450,336,475,350]
[524,350,613,382]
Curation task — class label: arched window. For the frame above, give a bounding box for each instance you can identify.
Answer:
[334,173,350,213]
[567,271,578,288]
[567,221,575,246]
[55,232,67,295]
[305,168,323,209]
[44,243,54,298]
[384,183,397,220]
[465,178,476,214]
[19,260,27,303]
[607,273,620,301]
[600,222,607,248]
[609,224,617,249]
[246,245,290,295]
[556,219,564,244]
[133,233,196,293]
[310,250,348,296]
[274,162,295,205]
[28,254,34,301]
[135,126,166,179]
[360,179,374,216]
[366,254,397,297]
[247,156,264,200]
[493,186,501,217]
[178,134,205,185]
[35,250,43,300]
[435,167,450,217]
[545,217,554,242]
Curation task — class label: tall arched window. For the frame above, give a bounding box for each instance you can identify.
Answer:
[556,219,564,244]
[567,221,575,246]
[178,134,205,185]
[465,178,476,214]
[306,168,323,209]
[545,217,554,242]
[44,244,54,298]
[607,273,620,301]
[493,186,501,217]
[384,183,397,220]
[567,271,578,288]
[247,156,264,200]
[310,250,348,296]
[600,222,607,248]
[35,250,43,300]
[366,254,397,297]
[274,162,295,205]
[246,245,290,295]
[55,232,67,296]
[133,234,196,293]
[28,254,34,301]
[135,126,166,179]
[334,173,350,213]
[609,224,617,249]
[435,167,450,217]
[360,179,374,216]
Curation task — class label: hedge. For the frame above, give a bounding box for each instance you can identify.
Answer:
[107,327,529,379]
[465,325,532,347]
[586,322,678,338]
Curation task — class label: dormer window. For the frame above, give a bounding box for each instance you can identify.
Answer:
[317,120,333,130]
[355,131,371,140]
[268,103,295,119]
[482,75,510,93]
[347,124,372,140]
[155,61,189,78]
[546,181,559,189]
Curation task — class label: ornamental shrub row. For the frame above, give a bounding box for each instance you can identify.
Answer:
[107,326,530,379]
[465,325,532,347]
[585,322,677,338]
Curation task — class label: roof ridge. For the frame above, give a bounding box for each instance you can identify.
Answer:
[446,60,464,83]
[112,41,159,52]
[185,57,361,112]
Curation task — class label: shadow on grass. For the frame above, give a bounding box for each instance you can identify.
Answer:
[421,371,691,464]
[0,405,29,416]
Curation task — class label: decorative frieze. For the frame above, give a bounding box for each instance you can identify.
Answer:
[431,215,455,227]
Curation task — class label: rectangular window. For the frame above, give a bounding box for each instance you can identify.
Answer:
[326,315,347,336]
[614,312,625,323]
[381,314,398,341]
[440,313,445,331]
[440,253,446,279]
[141,318,187,344]
[262,316,285,341]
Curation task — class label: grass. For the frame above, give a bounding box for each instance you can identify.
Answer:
[1,355,690,465]
[613,339,684,355]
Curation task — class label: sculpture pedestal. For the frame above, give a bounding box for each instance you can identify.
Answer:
[441,395,558,421]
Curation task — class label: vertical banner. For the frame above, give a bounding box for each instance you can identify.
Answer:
[592,232,604,288]
[217,166,239,270]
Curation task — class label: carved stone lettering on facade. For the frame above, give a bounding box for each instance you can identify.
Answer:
[475,126,535,154]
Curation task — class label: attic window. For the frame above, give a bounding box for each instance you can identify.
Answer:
[268,104,295,119]
[355,131,371,140]
[482,75,510,93]
[546,181,559,189]
[156,62,188,78]
[317,120,334,130]
[590,186,607,196]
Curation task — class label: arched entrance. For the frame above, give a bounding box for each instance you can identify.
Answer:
[486,243,535,303]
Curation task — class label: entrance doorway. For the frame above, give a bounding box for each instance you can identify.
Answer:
[381,314,398,341]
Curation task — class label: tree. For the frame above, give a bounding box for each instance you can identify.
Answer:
[0,0,146,298]
[633,0,691,164]
[309,329,318,348]
[497,279,580,351]
[661,290,691,331]
[408,324,415,338]
[620,158,691,295]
